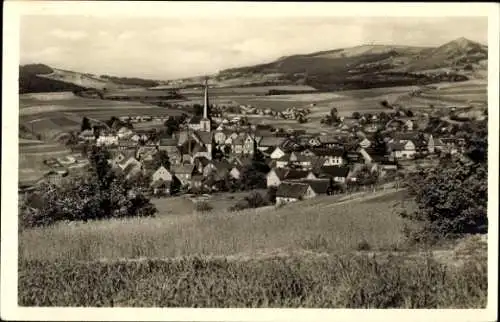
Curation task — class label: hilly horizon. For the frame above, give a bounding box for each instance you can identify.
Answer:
[19,37,487,94]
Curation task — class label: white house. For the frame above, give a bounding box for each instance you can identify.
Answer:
[270,147,287,160]
[359,138,372,149]
[388,140,416,160]
[151,166,173,183]
[275,182,317,206]
[117,127,134,139]
[96,134,119,147]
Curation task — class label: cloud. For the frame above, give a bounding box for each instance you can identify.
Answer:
[50,29,88,40]
[20,16,487,79]
[117,31,137,41]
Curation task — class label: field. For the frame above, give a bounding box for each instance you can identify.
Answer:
[18,139,72,184]
[179,85,317,96]
[18,189,488,308]
[19,189,412,262]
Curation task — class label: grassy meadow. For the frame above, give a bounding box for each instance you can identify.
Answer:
[18,187,488,308]
[19,189,410,262]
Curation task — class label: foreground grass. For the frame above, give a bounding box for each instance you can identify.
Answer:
[19,191,411,262]
[18,253,486,308]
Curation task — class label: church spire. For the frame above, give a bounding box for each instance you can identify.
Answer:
[203,77,209,119]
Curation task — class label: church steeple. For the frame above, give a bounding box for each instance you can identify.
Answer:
[203,77,209,119]
[199,76,211,132]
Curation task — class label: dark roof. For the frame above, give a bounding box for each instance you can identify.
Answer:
[310,147,344,157]
[194,156,210,167]
[388,141,406,151]
[172,164,195,174]
[276,182,311,199]
[194,131,212,145]
[159,138,177,146]
[271,168,289,180]
[259,136,286,147]
[284,169,311,180]
[123,162,140,175]
[318,136,340,144]
[299,179,331,194]
[316,166,350,178]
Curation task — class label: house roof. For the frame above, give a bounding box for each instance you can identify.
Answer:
[159,138,177,146]
[171,164,195,175]
[123,162,141,175]
[299,179,331,194]
[277,153,291,162]
[310,147,344,157]
[284,169,311,180]
[387,141,407,151]
[316,166,350,178]
[318,136,340,144]
[259,136,286,147]
[194,156,211,167]
[276,182,311,199]
[194,131,212,145]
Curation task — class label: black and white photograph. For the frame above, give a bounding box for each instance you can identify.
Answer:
[2,2,498,321]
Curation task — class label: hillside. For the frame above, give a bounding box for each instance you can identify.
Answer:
[19,64,163,94]
[217,38,488,91]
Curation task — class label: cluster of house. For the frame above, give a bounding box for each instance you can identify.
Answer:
[20,80,469,206]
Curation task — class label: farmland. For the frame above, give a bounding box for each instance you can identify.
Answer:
[18,189,487,308]
[19,189,411,262]
[18,139,72,184]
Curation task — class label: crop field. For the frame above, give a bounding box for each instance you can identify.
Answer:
[19,140,72,184]
[19,189,411,262]
[18,189,487,308]
[19,252,487,308]
[180,85,317,97]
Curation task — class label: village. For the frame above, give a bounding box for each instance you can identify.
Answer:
[20,79,470,208]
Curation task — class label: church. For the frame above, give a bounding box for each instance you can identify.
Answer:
[188,78,211,132]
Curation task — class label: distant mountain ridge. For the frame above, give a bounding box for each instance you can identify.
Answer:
[19,64,165,94]
[215,37,487,91]
[20,37,487,93]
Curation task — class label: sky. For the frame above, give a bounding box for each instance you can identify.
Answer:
[20,16,488,80]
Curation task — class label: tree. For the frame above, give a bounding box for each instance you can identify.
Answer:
[380,100,390,108]
[193,104,203,116]
[352,112,361,119]
[19,155,157,229]
[266,186,278,204]
[81,117,92,132]
[400,158,487,242]
[151,150,171,170]
[65,131,79,148]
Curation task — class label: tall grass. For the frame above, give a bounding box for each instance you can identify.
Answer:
[19,193,410,262]
[18,253,487,308]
